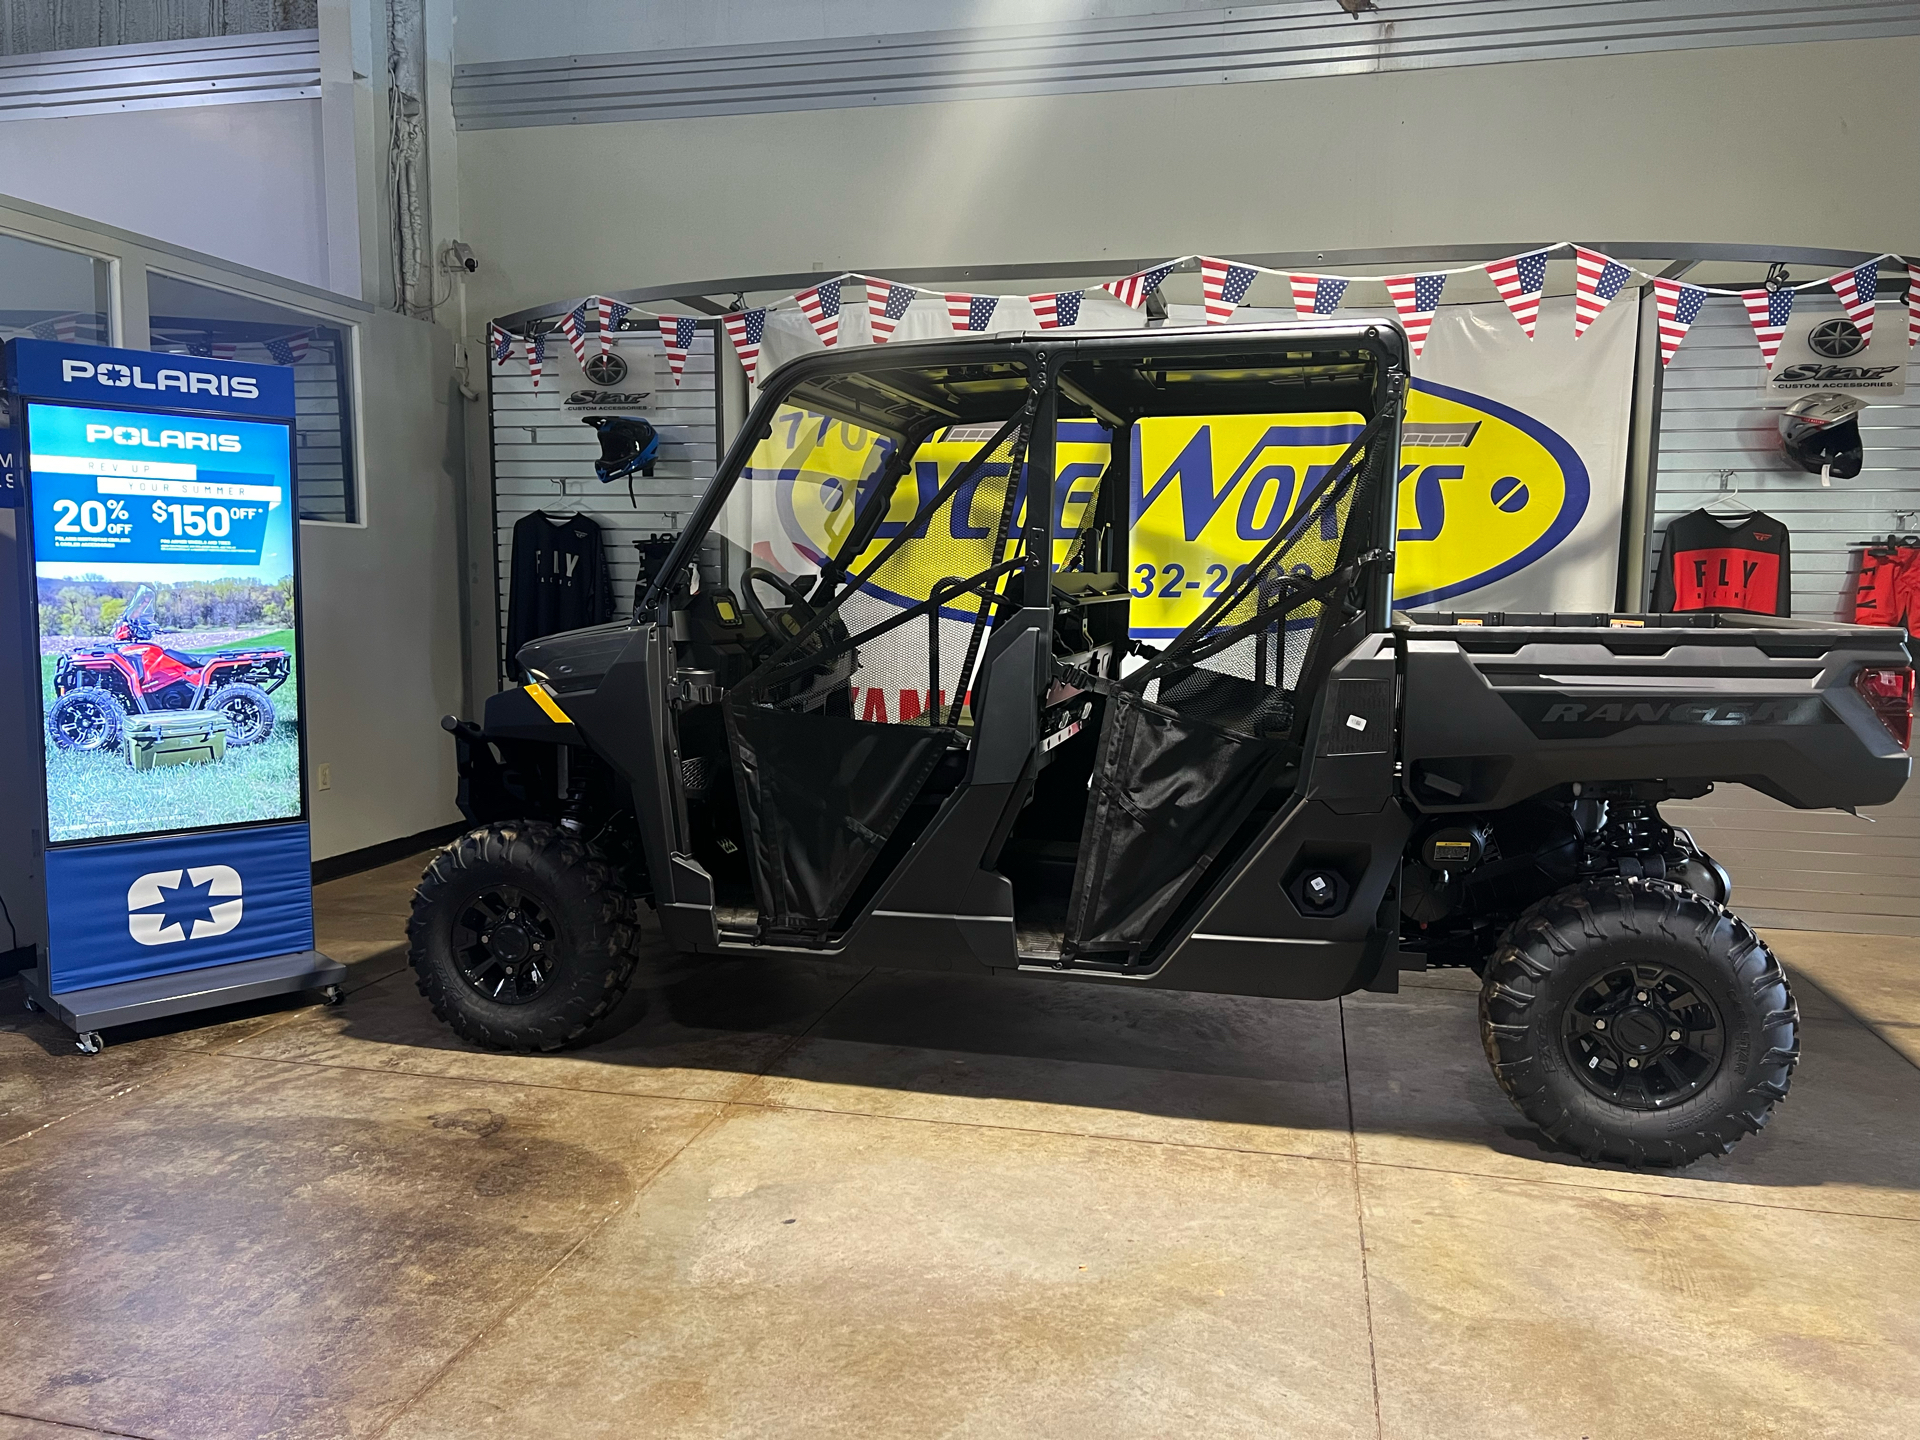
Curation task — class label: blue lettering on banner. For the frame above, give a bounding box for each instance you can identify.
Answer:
[5,339,295,418]
[45,823,314,993]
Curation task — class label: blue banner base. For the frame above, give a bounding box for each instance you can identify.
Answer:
[23,948,345,1035]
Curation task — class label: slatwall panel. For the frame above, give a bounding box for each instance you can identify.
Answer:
[1652,294,1920,935]
[1665,783,1919,938]
[291,332,353,523]
[489,323,722,681]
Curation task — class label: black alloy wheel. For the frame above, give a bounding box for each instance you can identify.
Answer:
[408,821,644,1051]
[1480,879,1798,1167]
[450,884,559,1004]
[209,682,276,745]
[46,688,128,751]
[1560,962,1725,1109]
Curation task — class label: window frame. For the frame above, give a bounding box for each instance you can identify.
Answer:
[0,192,373,531]
[143,265,366,530]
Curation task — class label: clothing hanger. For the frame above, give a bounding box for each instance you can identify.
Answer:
[1700,470,1753,518]
[1851,510,1920,550]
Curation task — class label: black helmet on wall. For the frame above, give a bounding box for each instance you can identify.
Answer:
[582,414,660,483]
[1779,394,1865,480]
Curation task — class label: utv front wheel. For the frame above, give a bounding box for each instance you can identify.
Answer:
[408,822,642,1051]
[1480,880,1798,1167]
[47,688,128,751]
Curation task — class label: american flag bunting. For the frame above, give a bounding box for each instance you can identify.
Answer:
[1652,277,1708,366]
[722,308,768,385]
[489,323,513,365]
[527,328,545,388]
[1741,286,1795,370]
[1572,247,1633,339]
[560,301,593,365]
[1384,272,1447,358]
[1101,261,1177,310]
[1029,290,1084,329]
[660,315,700,384]
[946,293,999,333]
[1288,275,1348,317]
[597,297,632,354]
[1485,250,1550,339]
[264,331,310,366]
[797,280,843,346]
[866,280,916,343]
[1826,262,1879,343]
[1200,258,1258,325]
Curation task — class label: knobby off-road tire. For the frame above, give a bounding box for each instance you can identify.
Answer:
[47,688,129,751]
[208,682,276,746]
[408,821,643,1052]
[1480,879,1798,1168]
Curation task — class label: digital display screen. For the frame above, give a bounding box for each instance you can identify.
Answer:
[713,595,740,625]
[27,401,303,845]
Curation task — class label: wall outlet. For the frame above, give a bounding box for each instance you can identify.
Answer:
[316,763,331,791]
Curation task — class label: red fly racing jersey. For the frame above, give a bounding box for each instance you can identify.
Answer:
[1653,510,1791,617]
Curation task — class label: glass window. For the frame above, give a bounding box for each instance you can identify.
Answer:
[0,231,111,349]
[0,231,112,433]
[146,273,358,524]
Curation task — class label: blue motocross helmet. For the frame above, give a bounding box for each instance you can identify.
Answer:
[583,414,660,483]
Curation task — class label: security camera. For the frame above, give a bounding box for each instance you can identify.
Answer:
[440,241,478,274]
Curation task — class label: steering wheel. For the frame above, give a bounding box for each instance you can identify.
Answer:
[741,568,826,662]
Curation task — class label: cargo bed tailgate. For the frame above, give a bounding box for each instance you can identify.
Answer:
[1396,618,1912,812]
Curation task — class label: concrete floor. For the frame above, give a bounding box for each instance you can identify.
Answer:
[1,854,1916,1440]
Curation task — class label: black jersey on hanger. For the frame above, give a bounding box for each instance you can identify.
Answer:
[1653,509,1791,617]
[506,511,614,673]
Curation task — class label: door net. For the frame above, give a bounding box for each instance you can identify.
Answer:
[1061,410,1394,964]
[725,405,1036,941]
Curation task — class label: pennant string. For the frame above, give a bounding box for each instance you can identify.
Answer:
[502,250,1907,355]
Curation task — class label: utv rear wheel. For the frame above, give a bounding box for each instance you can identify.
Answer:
[209,683,276,746]
[408,822,642,1051]
[1480,879,1798,1167]
[47,688,128,751]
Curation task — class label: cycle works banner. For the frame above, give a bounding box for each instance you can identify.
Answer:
[1135,296,1637,630]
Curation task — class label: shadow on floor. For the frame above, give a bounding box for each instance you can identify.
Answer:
[9,906,1917,1204]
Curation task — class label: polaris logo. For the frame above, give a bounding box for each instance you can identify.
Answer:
[60,357,259,401]
[127,865,244,946]
[83,423,242,453]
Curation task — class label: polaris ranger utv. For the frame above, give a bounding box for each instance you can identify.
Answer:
[415,321,1913,1167]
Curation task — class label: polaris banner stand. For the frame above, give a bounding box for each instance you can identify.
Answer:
[5,340,343,1052]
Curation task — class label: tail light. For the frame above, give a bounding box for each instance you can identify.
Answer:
[1854,665,1914,749]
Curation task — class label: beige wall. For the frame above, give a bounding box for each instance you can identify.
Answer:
[456,36,1920,326]
[0,101,335,291]
[301,309,467,860]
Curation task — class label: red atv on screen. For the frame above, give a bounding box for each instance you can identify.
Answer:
[46,586,291,753]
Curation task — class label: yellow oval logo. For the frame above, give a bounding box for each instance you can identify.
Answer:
[1127,387,1588,633]
[1395,379,1589,609]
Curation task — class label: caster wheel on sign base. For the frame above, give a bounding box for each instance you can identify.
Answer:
[21,995,40,1013]
[75,1032,104,1055]
[322,985,345,1007]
